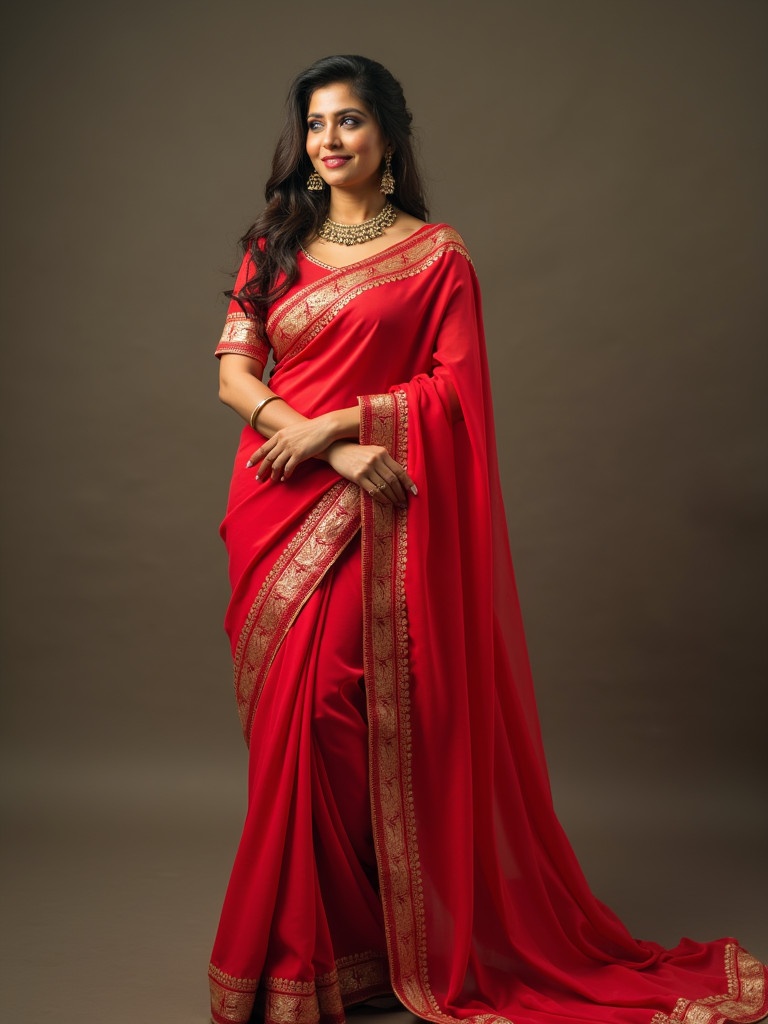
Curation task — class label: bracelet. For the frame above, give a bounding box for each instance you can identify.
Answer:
[249,395,283,430]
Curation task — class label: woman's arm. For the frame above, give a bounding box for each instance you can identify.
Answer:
[219,353,358,451]
[218,353,415,505]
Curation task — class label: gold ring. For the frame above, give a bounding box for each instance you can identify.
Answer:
[378,483,387,491]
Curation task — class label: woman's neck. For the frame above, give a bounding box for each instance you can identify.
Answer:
[326,187,387,224]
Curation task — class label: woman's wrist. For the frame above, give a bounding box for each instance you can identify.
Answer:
[316,438,355,464]
[317,407,360,446]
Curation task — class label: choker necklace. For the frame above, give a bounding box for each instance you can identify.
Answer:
[317,202,397,246]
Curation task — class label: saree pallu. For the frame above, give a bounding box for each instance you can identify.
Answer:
[209,224,767,1024]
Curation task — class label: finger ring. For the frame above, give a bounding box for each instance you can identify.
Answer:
[368,488,377,497]
[378,483,387,491]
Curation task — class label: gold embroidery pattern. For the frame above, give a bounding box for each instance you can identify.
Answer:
[264,970,345,1024]
[209,963,260,989]
[336,949,391,1000]
[209,951,390,1024]
[267,227,470,365]
[209,964,259,1023]
[361,393,513,1024]
[650,943,767,1023]
[233,480,361,742]
[216,311,271,364]
[361,391,432,1014]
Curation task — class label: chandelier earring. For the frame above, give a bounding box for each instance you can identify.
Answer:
[380,152,395,196]
[307,169,325,191]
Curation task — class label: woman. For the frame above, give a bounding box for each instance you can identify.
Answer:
[209,55,766,1024]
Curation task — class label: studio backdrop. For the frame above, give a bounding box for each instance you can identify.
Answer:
[0,2,766,1022]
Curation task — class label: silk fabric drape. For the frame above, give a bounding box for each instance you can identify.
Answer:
[209,225,767,1024]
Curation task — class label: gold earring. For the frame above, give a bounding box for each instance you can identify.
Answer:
[380,152,395,195]
[307,170,324,191]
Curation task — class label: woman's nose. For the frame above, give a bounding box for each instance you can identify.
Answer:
[322,124,340,148]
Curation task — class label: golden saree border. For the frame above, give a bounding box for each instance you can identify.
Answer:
[209,964,259,1023]
[650,944,767,1024]
[267,225,470,365]
[233,479,361,743]
[209,951,390,1024]
[358,391,529,1024]
[335,949,391,1001]
[262,971,345,1024]
[361,390,462,1024]
[216,311,271,365]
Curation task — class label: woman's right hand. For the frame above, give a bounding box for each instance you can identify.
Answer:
[324,441,418,507]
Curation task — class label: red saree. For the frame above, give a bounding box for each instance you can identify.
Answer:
[209,224,767,1024]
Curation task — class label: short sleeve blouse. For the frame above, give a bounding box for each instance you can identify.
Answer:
[214,248,271,366]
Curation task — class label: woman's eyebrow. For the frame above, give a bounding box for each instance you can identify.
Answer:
[306,107,367,119]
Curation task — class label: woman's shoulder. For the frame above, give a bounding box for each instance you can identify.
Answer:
[235,236,266,271]
[393,213,468,254]
[419,222,473,266]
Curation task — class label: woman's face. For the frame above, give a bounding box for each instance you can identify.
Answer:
[306,81,388,193]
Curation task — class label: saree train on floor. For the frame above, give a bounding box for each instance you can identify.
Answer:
[208,225,767,1024]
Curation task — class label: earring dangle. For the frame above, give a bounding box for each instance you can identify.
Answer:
[380,152,395,196]
[307,170,324,191]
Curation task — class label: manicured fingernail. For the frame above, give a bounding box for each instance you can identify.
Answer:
[246,460,253,467]
[410,484,418,495]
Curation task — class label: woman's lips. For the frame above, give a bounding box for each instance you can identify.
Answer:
[321,157,351,168]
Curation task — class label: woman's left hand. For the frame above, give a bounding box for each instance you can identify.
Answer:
[246,415,338,481]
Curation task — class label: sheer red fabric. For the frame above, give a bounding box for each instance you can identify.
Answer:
[209,225,766,1024]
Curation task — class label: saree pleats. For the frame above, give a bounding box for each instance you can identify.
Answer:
[210,539,391,1024]
[210,225,767,1024]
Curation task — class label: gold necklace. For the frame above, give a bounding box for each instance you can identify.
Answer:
[317,202,397,246]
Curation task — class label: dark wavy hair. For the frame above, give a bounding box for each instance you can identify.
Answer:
[229,55,429,330]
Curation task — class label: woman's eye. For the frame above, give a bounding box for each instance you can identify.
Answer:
[307,117,359,132]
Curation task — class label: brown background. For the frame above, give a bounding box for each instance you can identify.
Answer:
[1,2,766,1022]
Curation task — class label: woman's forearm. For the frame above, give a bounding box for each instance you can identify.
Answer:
[218,368,360,445]
[219,372,304,435]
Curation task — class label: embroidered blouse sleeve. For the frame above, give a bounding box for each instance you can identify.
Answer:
[214,249,271,365]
